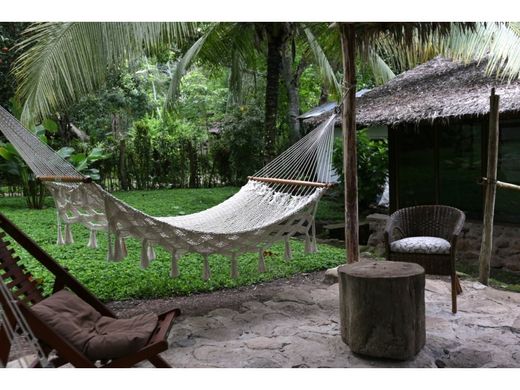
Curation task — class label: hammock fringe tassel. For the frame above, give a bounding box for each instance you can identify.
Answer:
[140,239,151,269]
[106,231,114,261]
[56,213,65,245]
[87,229,98,249]
[170,251,180,278]
[284,236,292,261]
[113,233,127,261]
[203,255,211,281]
[148,244,156,262]
[304,233,311,254]
[310,221,318,253]
[258,248,266,273]
[64,224,74,245]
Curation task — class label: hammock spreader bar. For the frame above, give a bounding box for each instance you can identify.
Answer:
[37,175,92,183]
[247,176,335,188]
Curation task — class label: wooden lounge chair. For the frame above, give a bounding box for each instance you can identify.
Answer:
[0,212,180,368]
[384,205,466,313]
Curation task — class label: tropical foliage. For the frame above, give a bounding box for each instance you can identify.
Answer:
[1,21,520,206]
[332,130,388,208]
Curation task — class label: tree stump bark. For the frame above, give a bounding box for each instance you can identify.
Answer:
[338,260,425,360]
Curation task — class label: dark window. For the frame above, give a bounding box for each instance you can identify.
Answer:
[439,122,483,219]
[393,118,520,224]
[395,124,436,207]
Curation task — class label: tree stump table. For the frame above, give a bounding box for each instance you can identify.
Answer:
[338,260,425,360]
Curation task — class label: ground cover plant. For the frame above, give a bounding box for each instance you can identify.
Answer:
[0,187,346,301]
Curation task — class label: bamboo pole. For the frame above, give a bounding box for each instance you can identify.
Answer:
[479,88,500,285]
[496,180,520,192]
[339,23,359,264]
[481,178,520,192]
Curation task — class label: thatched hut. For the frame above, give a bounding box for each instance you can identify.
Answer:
[306,55,520,224]
[305,56,520,270]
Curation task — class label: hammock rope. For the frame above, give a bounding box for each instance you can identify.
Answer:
[0,106,338,280]
[0,278,49,367]
[0,106,85,182]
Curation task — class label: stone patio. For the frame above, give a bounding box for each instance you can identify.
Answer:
[6,271,520,368]
[153,274,520,368]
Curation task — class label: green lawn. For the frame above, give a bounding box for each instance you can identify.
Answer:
[0,187,345,302]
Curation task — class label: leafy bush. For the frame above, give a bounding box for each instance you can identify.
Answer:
[332,130,388,209]
[57,145,108,181]
[212,105,264,185]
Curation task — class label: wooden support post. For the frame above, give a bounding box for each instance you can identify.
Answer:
[339,23,359,264]
[479,88,500,285]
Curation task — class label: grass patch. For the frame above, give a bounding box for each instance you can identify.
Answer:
[0,187,345,301]
[456,262,520,293]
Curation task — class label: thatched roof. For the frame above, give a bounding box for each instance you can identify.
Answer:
[308,56,520,127]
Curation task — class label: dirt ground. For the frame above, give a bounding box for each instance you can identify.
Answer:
[107,271,326,318]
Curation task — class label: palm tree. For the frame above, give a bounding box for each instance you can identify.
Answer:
[11,22,392,161]
[13,22,196,125]
[165,22,336,160]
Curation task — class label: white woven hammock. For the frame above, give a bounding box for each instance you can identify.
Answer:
[0,106,337,280]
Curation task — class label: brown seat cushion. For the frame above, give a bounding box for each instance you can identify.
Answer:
[32,290,158,361]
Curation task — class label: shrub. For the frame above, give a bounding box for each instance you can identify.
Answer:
[215,106,264,186]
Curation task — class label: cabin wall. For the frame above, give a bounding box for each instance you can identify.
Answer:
[389,117,520,224]
[369,116,520,272]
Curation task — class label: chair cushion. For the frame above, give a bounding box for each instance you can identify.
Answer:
[32,289,158,361]
[390,236,451,255]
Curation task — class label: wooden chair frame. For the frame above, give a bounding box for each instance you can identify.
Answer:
[384,205,466,313]
[0,212,180,368]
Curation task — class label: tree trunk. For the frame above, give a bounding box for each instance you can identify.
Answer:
[339,23,359,264]
[281,47,306,143]
[112,114,129,191]
[479,88,500,285]
[263,23,289,162]
[188,141,199,188]
[118,139,129,191]
[339,261,425,360]
[58,112,72,146]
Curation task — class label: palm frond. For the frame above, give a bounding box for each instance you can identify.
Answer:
[165,23,261,109]
[13,22,197,124]
[366,47,396,85]
[164,29,212,110]
[303,27,341,97]
[372,22,520,81]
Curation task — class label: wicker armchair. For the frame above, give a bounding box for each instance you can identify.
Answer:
[384,205,466,313]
